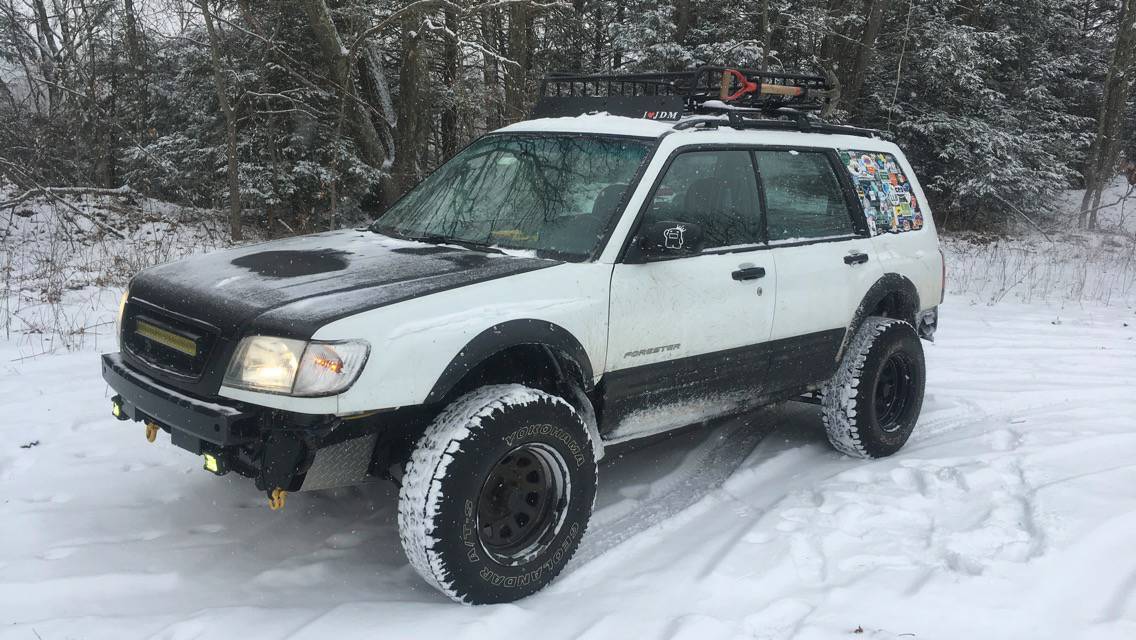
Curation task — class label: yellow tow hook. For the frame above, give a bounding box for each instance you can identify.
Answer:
[268,488,287,511]
[144,421,159,443]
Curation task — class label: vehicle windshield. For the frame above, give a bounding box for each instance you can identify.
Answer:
[371,134,652,260]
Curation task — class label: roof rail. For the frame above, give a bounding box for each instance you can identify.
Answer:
[674,110,883,139]
[532,66,840,121]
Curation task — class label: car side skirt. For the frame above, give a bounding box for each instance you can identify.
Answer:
[599,328,844,441]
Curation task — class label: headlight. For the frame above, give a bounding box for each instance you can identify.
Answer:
[223,336,369,397]
[116,290,129,342]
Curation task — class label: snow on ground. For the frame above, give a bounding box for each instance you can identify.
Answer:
[1,295,1134,639]
[1060,175,1136,234]
[941,175,1135,307]
[0,187,240,352]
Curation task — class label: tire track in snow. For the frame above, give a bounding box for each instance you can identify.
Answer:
[568,409,779,568]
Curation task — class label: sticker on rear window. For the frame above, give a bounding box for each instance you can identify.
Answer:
[839,151,924,235]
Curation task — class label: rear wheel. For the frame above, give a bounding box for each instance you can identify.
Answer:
[821,317,926,458]
[398,384,597,604]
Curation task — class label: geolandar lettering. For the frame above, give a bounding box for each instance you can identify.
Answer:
[478,523,580,588]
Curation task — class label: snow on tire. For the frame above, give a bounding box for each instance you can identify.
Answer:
[821,317,926,459]
[397,384,597,605]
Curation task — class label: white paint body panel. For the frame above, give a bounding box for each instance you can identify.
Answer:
[219,119,942,432]
[607,253,775,372]
[219,262,612,414]
[769,238,883,341]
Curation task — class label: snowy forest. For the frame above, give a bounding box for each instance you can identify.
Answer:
[1,0,1135,240]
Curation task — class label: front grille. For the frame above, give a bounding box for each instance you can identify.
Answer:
[122,301,219,379]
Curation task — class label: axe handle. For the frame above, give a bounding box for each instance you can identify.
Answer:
[760,84,804,97]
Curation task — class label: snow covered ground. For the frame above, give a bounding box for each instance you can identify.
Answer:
[943,176,1136,307]
[2,295,1134,639]
[2,179,1135,638]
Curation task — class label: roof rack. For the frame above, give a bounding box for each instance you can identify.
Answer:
[531,66,848,131]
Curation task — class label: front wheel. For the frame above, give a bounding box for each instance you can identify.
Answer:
[821,317,926,458]
[398,384,597,604]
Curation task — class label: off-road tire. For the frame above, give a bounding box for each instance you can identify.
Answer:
[397,384,597,604]
[821,317,926,458]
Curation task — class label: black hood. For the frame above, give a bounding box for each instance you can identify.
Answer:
[130,229,558,340]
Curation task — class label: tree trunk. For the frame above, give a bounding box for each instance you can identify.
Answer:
[200,0,243,242]
[844,0,889,113]
[482,11,503,130]
[818,0,847,67]
[674,0,692,49]
[759,0,771,69]
[122,0,143,72]
[122,0,147,137]
[441,7,461,156]
[1080,0,1136,229]
[592,1,604,71]
[570,0,586,70]
[392,21,426,198]
[613,0,626,68]
[298,0,387,169]
[359,43,396,158]
[504,3,531,121]
[30,0,60,112]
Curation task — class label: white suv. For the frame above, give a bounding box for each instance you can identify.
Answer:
[102,68,944,605]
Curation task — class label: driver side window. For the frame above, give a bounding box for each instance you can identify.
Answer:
[643,150,763,250]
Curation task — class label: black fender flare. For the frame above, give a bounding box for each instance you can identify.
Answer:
[424,319,595,405]
[839,273,921,360]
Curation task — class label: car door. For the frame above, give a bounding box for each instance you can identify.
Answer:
[754,148,884,393]
[603,148,776,442]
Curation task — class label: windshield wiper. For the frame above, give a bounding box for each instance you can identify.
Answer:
[413,234,508,255]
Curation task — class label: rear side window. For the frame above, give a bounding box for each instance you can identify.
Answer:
[644,150,762,249]
[755,150,853,242]
[839,150,925,235]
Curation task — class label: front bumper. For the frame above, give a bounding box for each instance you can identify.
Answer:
[102,352,257,449]
[102,352,382,494]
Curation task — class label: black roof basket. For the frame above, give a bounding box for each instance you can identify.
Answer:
[532,66,840,123]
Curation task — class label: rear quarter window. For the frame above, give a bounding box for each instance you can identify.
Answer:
[840,151,925,236]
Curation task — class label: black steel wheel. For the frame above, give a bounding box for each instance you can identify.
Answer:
[477,443,571,565]
[875,352,917,433]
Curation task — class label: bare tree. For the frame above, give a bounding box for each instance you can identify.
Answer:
[199,0,243,241]
[1080,0,1136,229]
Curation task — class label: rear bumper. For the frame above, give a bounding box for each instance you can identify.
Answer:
[917,307,938,341]
[102,352,257,447]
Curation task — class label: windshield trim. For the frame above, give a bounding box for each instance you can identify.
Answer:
[371,131,662,263]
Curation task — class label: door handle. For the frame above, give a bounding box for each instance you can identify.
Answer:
[731,266,766,281]
[843,252,869,265]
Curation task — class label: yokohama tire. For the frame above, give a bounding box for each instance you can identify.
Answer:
[397,384,597,604]
[821,317,926,458]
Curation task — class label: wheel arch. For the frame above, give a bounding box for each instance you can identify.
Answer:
[839,273,921,360]
[426,319,595,402]
[425,319,603,459]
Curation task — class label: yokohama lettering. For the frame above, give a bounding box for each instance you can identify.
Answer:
[504,423,585,467]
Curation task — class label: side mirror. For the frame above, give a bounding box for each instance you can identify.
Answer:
[630,221,705,262]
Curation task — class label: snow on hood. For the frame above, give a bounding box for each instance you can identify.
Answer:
[129,229,557,340]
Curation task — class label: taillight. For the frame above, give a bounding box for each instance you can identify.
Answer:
[939,247,946,304]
